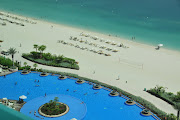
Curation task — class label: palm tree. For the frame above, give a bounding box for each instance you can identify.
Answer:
[54,97,59,103]
[38,45,46,54]
[33,44,39,52]
[174,103,180,120]
[38,45,46,58]
[33,63,38,70]
[8,47,17,67]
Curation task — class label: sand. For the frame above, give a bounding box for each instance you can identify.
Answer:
[0,11,180,114]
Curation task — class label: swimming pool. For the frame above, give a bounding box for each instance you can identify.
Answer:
[0,72,158,120]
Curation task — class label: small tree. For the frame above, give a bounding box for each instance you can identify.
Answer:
[24,62,27,67]
[33,63,38,70]
[8,47,17,67]
[54,97,59,103]
[33,44,39,52]
[174,103,180,120]
[166,114,177,120]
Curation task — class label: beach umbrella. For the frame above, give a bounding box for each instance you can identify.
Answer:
[158,44,163,47]
[70,118,77,120]
[2,98,7,100]
[19,95,27,99]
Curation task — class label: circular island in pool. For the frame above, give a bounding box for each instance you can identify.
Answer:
[38,101,69,117]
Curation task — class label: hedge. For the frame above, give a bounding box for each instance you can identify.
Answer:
[22,54,79,70]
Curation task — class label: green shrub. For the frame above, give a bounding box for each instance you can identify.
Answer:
[166,113,177,120]
[0,56,13,67]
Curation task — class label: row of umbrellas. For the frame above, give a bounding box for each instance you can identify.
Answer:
[0,12,36,24]
[0,17,24,26]
[79,33,129,48]
[58,40,111,56]
[68,37,119,52]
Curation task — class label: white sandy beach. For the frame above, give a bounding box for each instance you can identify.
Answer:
[0,11,180,114]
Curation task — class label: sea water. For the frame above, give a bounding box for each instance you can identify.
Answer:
[0,0,180,51]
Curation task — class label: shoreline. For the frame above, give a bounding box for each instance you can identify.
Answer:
[0,10,180,54]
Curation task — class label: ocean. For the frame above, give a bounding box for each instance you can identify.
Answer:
[0,0,180,51]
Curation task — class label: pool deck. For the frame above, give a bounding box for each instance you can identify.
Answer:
[0,99,26,111]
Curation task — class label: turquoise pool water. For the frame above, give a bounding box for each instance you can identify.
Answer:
[0,72,158,120]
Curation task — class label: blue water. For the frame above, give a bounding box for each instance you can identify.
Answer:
[0,72,157,120]
[0,0,180,51]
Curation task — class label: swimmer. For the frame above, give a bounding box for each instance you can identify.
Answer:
[35,80,36,82]
[84,93,87,95]
[73,90,77,92]
[27,92,29,95]
[66,89,69,91]
[15,82,17,85]
[94,92,98,94]
[34,111,36,115]
[35,85,40,87]
[80,101,84,104]
[38,80,39,82]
